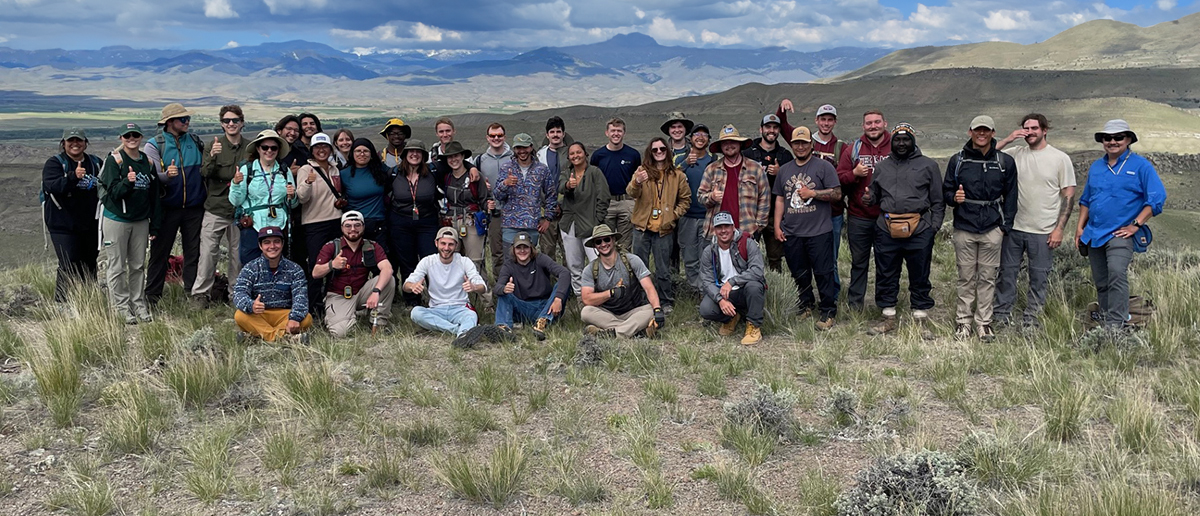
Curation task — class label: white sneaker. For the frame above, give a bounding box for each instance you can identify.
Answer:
[913,310,929,320]
[882,307,897,318]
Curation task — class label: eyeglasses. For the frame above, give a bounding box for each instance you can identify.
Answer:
[487,134,505,139]
[595,237,613,244]
[121,133,142,140]
[353,149,371,154]
[221,118,242,125]
[1100,134,1127,142]
[651,147,668,153]
[259,145,279,152]
[174,116,191,124]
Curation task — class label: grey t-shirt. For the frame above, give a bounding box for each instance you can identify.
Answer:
[773,158,839,238]
[581,253,651,291]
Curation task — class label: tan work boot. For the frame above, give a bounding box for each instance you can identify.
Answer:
[815,315,836,331]
[533,318,549,341]
[868,316,897,335]
[645,319,659,339]
[741,323,762,346]
[719,313,741,336]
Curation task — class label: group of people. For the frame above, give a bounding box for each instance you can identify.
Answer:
[41,100,1166,346]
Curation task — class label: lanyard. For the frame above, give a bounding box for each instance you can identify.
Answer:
[407,173,421,216]
[1107,153,1129,176]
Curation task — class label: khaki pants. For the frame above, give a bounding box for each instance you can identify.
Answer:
[101,217,150,318]
[193,210,241,298]
[540,218,561,262]
[450,212,486,279]
[581,304,653,338]
[606,198,635,252]
[235,309,312,342]
[324,278,396,337]
[953,227,1003,327]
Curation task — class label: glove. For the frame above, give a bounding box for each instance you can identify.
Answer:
[610,285,625,299]
[653,307,665,328]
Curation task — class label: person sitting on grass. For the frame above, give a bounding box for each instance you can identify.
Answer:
[579,224,666,338]
[699,211,767,345]
[312,211,396,338]
[404,227,490,347]
[233,226,311,343]
[493,231,571,340]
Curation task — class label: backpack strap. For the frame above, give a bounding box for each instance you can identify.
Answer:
[851,139,863,164]
[592,252,634,291]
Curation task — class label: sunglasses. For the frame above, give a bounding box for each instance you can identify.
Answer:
[122,133,142,140]
[259,145,279,152]
[173,116,191,124]
[1100,134,1127,142]
[221,118,242,125]
[651,147,668,153]
[487,134,505,139]
[594,237,613,244]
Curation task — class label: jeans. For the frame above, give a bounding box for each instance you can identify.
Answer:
[495,293,559,328]
[846,215,879,309]
[238,226,266,266]
[782,232,838,318]
[994,229,1053,322]
[633,228,675,306]
[874,226,935,310]
[411,304,478,336]
[830,214,844,298]
[146,205,204,303]
[698,279,766,327]
[1088,236,1134,327]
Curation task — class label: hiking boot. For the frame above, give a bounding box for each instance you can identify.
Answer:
[138,313,154,323]
[584,325,617,338]
[867,316,896,335]
[954,324,972,340]
[452,325,492,350]
[497,324,513,334]
[236,331,249,345]
[741,323,762,346]
[533,318,549,341]
[645,320,659,339]
[815,315,836,331]
[978,324,996,343]
[796,306,813,319]
[189,294,210,310]
[718,313,741,337]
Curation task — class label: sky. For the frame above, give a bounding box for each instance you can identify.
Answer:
[0,0,1195,53]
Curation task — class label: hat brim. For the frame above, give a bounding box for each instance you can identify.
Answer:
[118,130,142,138]
[661,119,695,136]
[1095,131,1138,144]
[380,124,412,138]
[584,233,616,248]
[158,109,193,125]
[441,148,472,160]
[709,138,752,154]
[251,135,291,159]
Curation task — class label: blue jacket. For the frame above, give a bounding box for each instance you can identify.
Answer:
[1079,149,1166,247]
[233,255,309,322]
[494,156,558,229]
[229,159,298,231]
[144,132,206,209]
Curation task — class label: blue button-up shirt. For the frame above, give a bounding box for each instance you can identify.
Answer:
[1079,149,1166,247]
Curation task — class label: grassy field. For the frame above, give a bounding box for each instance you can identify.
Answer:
[1,229,1199,515]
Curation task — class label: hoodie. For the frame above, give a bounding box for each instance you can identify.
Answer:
[699,229,766,304]
[837,132,891,220]
[942,139,1018,234]
[473,143,513,190]
[866,144,945,236]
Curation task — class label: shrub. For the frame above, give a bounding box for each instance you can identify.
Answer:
[836,449,980,516]
[724,384,798,437]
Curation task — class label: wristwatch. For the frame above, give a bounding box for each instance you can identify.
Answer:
[1132,220,1143,227]
[371,287,382,294]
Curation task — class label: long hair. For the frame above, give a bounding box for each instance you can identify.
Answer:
[400,148,427,177]
[274,115,301,134]
[640,137,675,182]
[333,128,355,148]
[508,239,539,262]
[347,138,390,187]
[298,113,323,133]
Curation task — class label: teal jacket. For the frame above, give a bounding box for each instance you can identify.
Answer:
[228,159,298,231]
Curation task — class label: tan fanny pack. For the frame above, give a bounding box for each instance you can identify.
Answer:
[885,212,921,239]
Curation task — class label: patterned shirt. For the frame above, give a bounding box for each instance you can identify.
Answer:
[233,256,309,322]
[697,157,770,237]
[493,156,558,229]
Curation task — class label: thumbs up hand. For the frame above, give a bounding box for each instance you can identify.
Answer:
[167,159,179,178]
[75,160,86,179]
[127,166,137,183]
[954,184,966,204]
[252,294,265,314]
[232,168,244,185]
[504,277,515,294]
[210,137,222,157]
[462,274,474,293]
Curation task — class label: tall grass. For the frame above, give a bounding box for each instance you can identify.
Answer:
[267,357,356,433]
[101,379,174,453]
[429,437,529,509]
[163,347,244,409]
[26,334,83,428]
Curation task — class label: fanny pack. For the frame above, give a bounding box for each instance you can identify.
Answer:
[884,212,921,239]
[1132,224,1152,253]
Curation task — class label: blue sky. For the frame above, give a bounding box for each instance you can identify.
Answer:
[0,0,1194,52]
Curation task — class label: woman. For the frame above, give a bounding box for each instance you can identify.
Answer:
[436,141,489,277]
[341,138,391,253]
[297,132,345,318]
[99,123,162,324]
[389,139,442,306]
[333,128,354,169]
[43,128,102,302]
[229,130,298,265]
[558,141,610,296]
[1077,119,1167,329]
[628,137,691,313]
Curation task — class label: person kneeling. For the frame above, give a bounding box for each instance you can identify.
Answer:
[494,232,571,340]
[233,226,312,343]
[313,211,396,337]
[404,227,489,345]
[699,212,766,345]
[579,224,666,338]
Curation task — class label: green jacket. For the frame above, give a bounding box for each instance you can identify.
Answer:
[558,164,610,239]
[200,134,250,219]
[100,150,163,235]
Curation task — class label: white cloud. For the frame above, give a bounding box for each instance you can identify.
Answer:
[864,19,929,45]
[1156,0,1176,9]
[634,7,645,19]
[262,0,327,15]
[771,1,796,17]
[203,0,237,18]
[223,40,238,48]
[700,29,742,45]
[647,17,694,43]
[910,4,949,28]
[984,10,1034,31]
[412,22,461,42]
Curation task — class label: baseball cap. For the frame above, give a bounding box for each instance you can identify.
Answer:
[816,104,837,117]
[970,115,996,131]
[310,132,332,148]
[257,226,284,241]
[761,114,782,127]
[118,123,143,138]
[789,126,813,143]
[341,211,365,225]
[511,133,535,148]
[713,211,735,227]
[436,226,459,242]
[513,232,533,247]
[62,128,87,140]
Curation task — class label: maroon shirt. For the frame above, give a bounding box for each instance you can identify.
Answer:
[813,135,846,217]
[316,237,387,294]
[720,162,742,227]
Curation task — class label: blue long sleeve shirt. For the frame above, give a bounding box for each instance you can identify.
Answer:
[493,157,558,229]
[340,166,388,221]
[232,256,309,322]
[1079,149,1166,247]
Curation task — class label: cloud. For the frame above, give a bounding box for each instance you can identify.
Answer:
[223,40,239,49]
[647,17,694,43]
[412,22,461,42]
[984,10,1034,31]
[700,29,742,45]
[1156,0,1176,9]
[203,0,237,19]
[865,19,930,45]
[634,8,645,19]
[262,0,327,15]
[910,4,949,28]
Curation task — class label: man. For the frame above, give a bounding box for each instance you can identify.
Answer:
[679,125,714,292]
[698,124,770,239]
[778,101,846,295]
[194,105,249,307]
[312,211,396,337]
[298,112,322,153]
[404,227,488,343]
[474,122,513,277]
[838,110,891,310]
[580,224,666,338]
[661,112,694,168]
[699,212,766,345]
[274,115,309,168]
[774,127,841,329]
[493,232,571,340]
[494,133,559,260]
[379,118,411,169]
[742,114,794,272]
[864,124,945,335]
[992,114,1076,328]
[232,226,312,343]
[536,116,573,261]
[429,116,456,162]
[590,118,641,250]
[143,102,206,306]
[944,115,1018,341]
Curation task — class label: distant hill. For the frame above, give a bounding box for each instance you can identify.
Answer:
[836,13,1200,81]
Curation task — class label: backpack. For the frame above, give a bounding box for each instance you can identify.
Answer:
[153,132,205,166]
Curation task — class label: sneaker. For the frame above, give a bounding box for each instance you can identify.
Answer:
[236,331,249,344]
[452,325,492,350]
[815,315,836,331]
[138,313,154,323]
[978,325,996,342]
[125,315,138,325]
[584,325,617,338]
[532,318,549,341]
[718,313,741,337]
[741,323,762,346]
[912,309,929,321]
[867,316,896,335]
[954,324,972,340]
